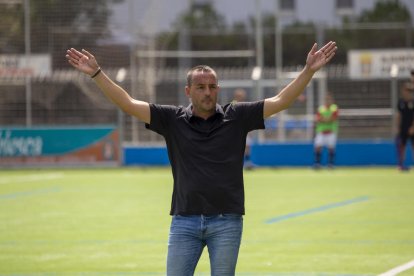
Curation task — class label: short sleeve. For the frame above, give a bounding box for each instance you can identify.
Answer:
[145,104,178,137]
[232,100,265,132]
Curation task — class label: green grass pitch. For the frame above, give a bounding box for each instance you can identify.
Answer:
[0,167,413,275]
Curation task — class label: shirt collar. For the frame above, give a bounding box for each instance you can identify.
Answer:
[185,104,224,120]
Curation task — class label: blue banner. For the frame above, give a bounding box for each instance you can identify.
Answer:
[0,126,119,166]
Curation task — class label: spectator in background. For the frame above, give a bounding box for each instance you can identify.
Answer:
[314,93,339,169]
[396,82,414,171]
[232,88,254,169]
[411,69,414,85]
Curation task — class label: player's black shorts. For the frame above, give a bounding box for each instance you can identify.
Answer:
[397,132,414,146]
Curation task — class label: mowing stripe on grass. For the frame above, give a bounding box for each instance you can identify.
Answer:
[377,259,414,276]
[265,196,369,224]
[0,239,166,245]
[0,186,60,201]
[0,173,64,185]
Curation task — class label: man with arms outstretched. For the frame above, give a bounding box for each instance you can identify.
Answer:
[66,41,337,276]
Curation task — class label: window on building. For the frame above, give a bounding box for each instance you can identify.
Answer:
[336,0,354,16]
[192,0,210,10]
[336,0,353,9]
[279,0,295,11]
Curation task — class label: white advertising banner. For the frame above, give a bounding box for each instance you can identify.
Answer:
[0,54,51,77]
[348,49,414,79]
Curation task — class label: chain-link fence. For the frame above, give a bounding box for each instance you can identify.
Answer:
[0,1,410,145]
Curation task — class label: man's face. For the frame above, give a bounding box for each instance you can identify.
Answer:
[402,87,413,101]
[185,71,219,116]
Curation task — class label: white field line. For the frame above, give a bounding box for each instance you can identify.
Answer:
[378,259,414,276]
[0,173,64,185]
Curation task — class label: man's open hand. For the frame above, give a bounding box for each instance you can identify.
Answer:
[306,41,337,73]
[66,48,100,77]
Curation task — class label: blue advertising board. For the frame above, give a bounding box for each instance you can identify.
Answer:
[0,126,119,166]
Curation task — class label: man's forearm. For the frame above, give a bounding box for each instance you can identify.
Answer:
[93,70,150,123]
[278,65,314,108]
[264,66,314,117]
[93,70,130,107]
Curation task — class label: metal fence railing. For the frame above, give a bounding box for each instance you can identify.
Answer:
[1,0,408,144]
[0,66,399,143]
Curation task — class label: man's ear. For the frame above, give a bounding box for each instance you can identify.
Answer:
[185,86,191,97]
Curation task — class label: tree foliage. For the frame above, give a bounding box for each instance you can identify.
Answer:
[327,0,413,63]
[173,2,226,31]
[157,2,252,67]
[157,0,413,67]
[0,4,24,53]
[3,0,411,69]
[0,0,123,55]
[358,0,411,23]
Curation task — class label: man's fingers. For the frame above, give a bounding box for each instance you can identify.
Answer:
[82,49,94,59]
[316,41,337,63]
[70,48,84,58]
[325,51,336,63]
[66,51,79,64]
[319,41,334,52]
[327,47,337,58]
[325,43,337,56]
[67,59,78,68]
[66,49,79,60]
[309,43,318,55]
[325,48,336,57]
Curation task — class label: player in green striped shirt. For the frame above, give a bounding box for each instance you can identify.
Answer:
[314,93,339,168]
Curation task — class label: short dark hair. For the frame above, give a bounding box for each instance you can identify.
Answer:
[186,65,217,86]
[411,69,414,76]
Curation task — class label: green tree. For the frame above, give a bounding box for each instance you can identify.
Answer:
[355,0,411,48]
[157,2,251,67]
[279,20,316,67]
[358,0,411,23]
[0,3,24,53]
[247,13,277,67]
[0,0,123,66]
[246,14,317,67]
[327,1,412,63]
[174,2,226,31]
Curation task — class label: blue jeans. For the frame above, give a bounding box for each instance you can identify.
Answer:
[166,214,243,276]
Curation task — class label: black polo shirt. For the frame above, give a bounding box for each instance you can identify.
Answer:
[145,100,265,215]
